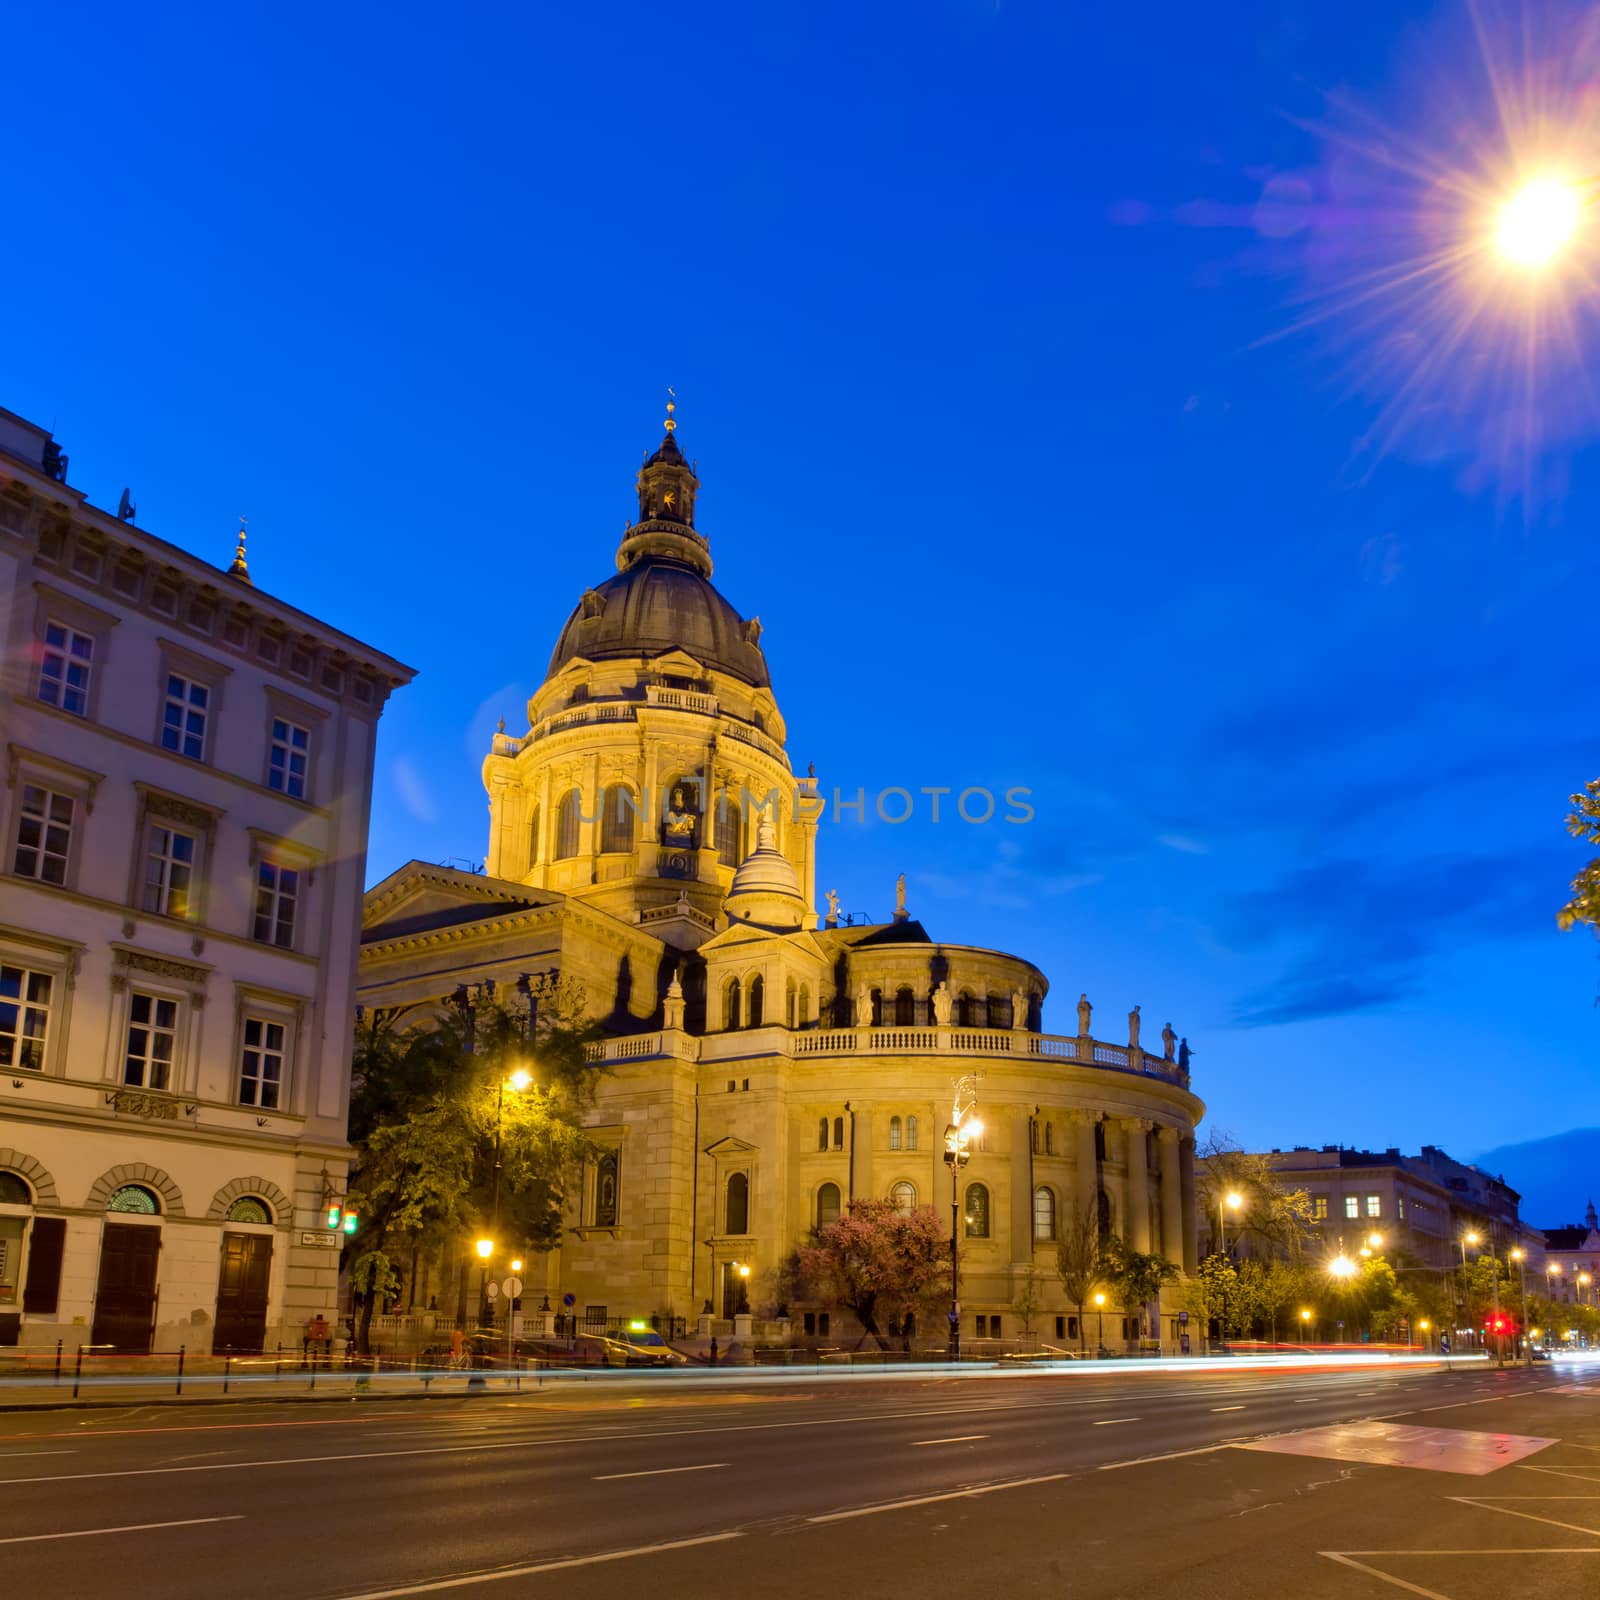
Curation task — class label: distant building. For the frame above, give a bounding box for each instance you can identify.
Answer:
[1542,1201,1600,1307]
[0,405,414,1354]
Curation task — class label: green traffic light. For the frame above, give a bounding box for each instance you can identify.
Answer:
[342,1212,358,1234]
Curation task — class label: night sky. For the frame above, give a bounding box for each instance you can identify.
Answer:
[6,2,1598,1216]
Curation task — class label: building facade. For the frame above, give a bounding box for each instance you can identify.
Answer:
[0,405,413,1354]
[1542,1202,1600,1307]
[358,413,1205,1348]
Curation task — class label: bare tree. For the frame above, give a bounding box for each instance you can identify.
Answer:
[1055,1204,1105,1355]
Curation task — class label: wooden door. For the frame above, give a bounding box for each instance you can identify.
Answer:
[213,1232,273,1352]
[91,1223,161,1353]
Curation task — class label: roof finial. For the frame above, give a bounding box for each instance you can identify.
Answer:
[228,516,252,585]
[664,385,676,433]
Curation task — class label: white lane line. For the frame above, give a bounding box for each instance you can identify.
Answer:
[331,1533,744,1599]
[1320,1551,1457,1599]
[0,1450,76,1458]
[806,1472,1070,1523]
[1211,1406,1246,1413]
[1093,1417,1141,1426]
[1293,1399,1322,1405]
[592,1463,728,1481]
[1448,1495,1600,1536]
[1100,1444,1227,1471]
[911,1435,989,1446]
[0,1515,243,1547]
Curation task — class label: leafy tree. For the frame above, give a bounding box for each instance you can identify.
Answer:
[782,1199,950,1351]
[1055,1203,1107,1354]
[1558,777,1600,931]
[1013,1263,1045,1340]
[1196,1132,1318,1262]
[1237,1257,1316,1342]
[1189,1253,1244,1339]
[1101,1235,1179,1341]
[343,981,600,1352]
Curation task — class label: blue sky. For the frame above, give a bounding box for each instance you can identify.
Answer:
[6,2,1598,1215]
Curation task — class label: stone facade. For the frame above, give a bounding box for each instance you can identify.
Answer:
[0,404,413,1355]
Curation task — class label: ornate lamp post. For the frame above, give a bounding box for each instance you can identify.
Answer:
[943,1075,981,1363]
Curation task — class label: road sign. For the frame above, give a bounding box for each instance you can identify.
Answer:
[485,1281,500,1300]
[563,1292,576,1307]
[1178,1310,1189,1324]
[503,1277,523,1300]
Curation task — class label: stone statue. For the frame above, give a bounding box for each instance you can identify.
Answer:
[1177,1036,1192,1072]
[1128,1004,1141,1049]
[932,982,953,1026]
[1161,1021,1176,1061]
[1012,989,1029,1030]
[855,982,873,1027]
[894,872,907,919]
[664,780,698,842]
[1077,993,1092,1037]
[825,887,840,925]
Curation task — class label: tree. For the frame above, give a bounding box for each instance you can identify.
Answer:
[1557,777,1600,932]
[1055,1204,1106,1354]
[1237,1257,1315,1342]
[782,1199,950,1351]
[1196,1132,1318,1262]
[1195,1253,1243,1339]
[1013,1264,1045,1342]
[1101,1235,1179,1342]
[343,981,600,1352]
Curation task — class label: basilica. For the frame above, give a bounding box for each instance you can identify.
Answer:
[357,409,1205,1348]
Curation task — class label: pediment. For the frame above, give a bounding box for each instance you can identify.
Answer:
[704,1134,760,1157]
[647,647,707,678]
[700,923,827,964]
[362,861,560,937]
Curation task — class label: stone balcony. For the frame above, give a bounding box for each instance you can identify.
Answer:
[585,1024,1191,1088]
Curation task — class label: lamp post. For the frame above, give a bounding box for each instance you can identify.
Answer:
[1299,1308,1312,1346]
[1508,1247,1530,1365]
[1418,1318,1431,1353]
[943,1075,980,1363]
[1328,1250,1357,1343]
[1216,1190,1242,1350]
[1458,1230,1480,1350]
[1093,1291,1107,1356]
[1581,1271,1594,1309]
[481,1066,532,1327]
[472,1236,494,1380]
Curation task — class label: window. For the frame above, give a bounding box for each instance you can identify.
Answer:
[956,991,974,1027]
[1031,1121,1040,1155]
[798,984,810,1026]
[254,861,299,948]
[555,789,581,859]
[1397,1196,1406,1219]
[38,620,93,714]
[891,1181,916,1214]
[107,1184,159,1214]
[1365,1195,1381,1218]
[725,978,742,1030]
[817,1117,829,1152]
[965,1182,991,1238]
[0,964,53,1071]
[906,1115,918,1151]
[1344,1196,1360,1220]
[714,792,743,865]
[143,824,196,919]
[803,1310,832,1337]
[594,1151,620,1227]
[1313,1195,1329,1220]
[1033,1186,1057,1242]
[816,1182,841,1229]
[528,804,542,863]
[894,987,915,1026]
[239,1017,285,1108]
[161,674,209,760]
[832,1115,844,1150]
[226,1196,272,1224]
[1093,1119,1107,1161]
[125,992,177,1089]
[599,785,633,853]
[268,718,309,798]
[1044,1122,1055,1155]
[0,1171,31,1204]
[12,785,73,884]
[748,975,764,1027]
[725,1171,749,1234]
[889,1115,903,1151]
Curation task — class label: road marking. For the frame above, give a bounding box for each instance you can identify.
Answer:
[592,1463,728,1481]
[331,1533,745,1598]
[911,1435,989,1446]
[806,1472,1070,1523]
[1093,1417,1141,1425]
[1319,1551,1458,1599]
[1211,1406,1246,1412]
[1293,1399,1322,1404]
[1099,1444,1227,1471]
[1449,1495,1600,1536]
[0,1515,244,1547]
[0,1450,76,1458]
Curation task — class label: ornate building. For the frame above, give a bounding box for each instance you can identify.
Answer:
[359,408,1204,1347]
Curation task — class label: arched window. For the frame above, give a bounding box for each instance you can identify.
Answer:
[956,991,974,1028]
[714,792,743,865]
[225,1195,272,1225]
[0,1171,31,1205]
[817,1117,829,1152]
[964,1183,990,1239]
[599,785,634,853]
[107,1184,159,1215]
[1093,1119,1107,1162]
[870,988,883,1026]
[906,1115,918,1151]
[798,984,810,1026]
[785,979,796,1029]
[595,1151,619,1227]
[528,804,542,865]
[724,978,742,1031]
[726,1171,749,1235]
[816,1182,841,1230]
[1031,1121,1040,1155]
[889,1115,902,1151]
[555,788,582,859]
[748,975,764,1028]
[891,1181,916,1214]
[1096,1186,1113,1240]
[1044,1122,1054,1156]
[1033,1186,1057,1242]
[894,986,915,1026]
[832,1115,844,1150]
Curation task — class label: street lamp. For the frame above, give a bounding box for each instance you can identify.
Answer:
[1458,1230,1481,1349]
[943,1075,980,1363]
[1216,1191,1243,1351]
[1418,1318,1431,1353]
[1299,1308,1312,1345]
[1510,1247,1531,1366]
[1581,1270,1594,1308]
[1093,1291,1107,1355]
[482,1067,534,1326]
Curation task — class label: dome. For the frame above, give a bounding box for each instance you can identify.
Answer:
[724,819,806,932]
[546,557,770,688]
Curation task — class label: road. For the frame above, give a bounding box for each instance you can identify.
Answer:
[2,1358,1597,1598]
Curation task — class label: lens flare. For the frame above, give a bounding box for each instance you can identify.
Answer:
[1496,177,1583,267]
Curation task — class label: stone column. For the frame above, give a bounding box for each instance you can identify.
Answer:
[1178,1136,1198,1275]
[1071,1109,1098,1227]
[1158,1126,1183,1265]
[1011,1110,1033,1265]
[1122,1118,1152,1253]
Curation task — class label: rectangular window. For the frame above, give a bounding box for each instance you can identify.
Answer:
[12,785,73,884]
[1344,1196,1360,1220]
[0,964,53,1071]
[161,674,209,760]
[124,992,177,1089]
[1366,1195,1381,1218]
[1397,1196,1406,1219]
[38,621,93,714]
[143,825,196,919]
[268,718,309,799]
[239,1016,285,1109]
[1313,1195,1329,1220]
[253,861,299,948]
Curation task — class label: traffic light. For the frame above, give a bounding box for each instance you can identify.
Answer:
[341,1208,359,1235]
[326,1203,342,1229]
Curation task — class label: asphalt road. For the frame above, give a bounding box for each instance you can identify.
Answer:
[2,1359,1596,1599]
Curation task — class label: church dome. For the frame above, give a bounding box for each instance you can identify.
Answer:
[545,559,770,688]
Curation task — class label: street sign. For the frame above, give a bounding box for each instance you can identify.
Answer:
[563,1292,576,1307]
[299,1231,341,1250]
[503,1276,523,1300]
[485,1281,500,1300]
[1178,1310,1189,1324]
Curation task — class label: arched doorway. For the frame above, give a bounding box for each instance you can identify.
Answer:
[92,1184,163,1352]
[214,1196,275,1353]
